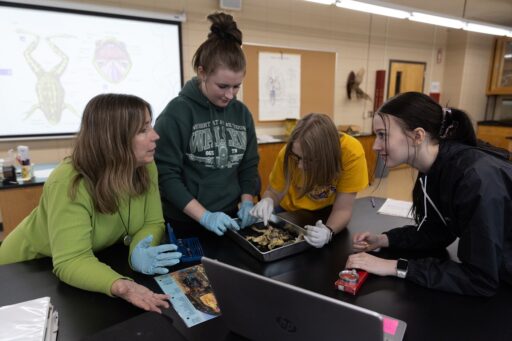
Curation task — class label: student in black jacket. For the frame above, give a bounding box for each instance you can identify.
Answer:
[346,92,512,296]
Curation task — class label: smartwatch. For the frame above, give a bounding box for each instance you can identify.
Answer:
[396,258,408,279]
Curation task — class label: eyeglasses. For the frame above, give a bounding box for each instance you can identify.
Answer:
[289,151,320,163]
[289,151,304,163]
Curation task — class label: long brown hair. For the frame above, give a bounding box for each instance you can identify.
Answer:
[283,113,341,198]
[70,93,152,214]
[192,12,245,76]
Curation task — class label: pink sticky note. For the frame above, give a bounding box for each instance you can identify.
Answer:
[383,317,399,335]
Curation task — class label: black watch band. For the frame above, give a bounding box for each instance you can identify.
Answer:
[396,258,408,279]
[325,225,334,242]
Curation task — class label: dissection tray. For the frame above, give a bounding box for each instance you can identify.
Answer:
[227,214,309,262]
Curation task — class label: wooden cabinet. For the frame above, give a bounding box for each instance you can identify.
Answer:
[257,142,285,196]
[356,135,377,183]
[488,37,512,95]
[0,185,43,239]
[477,124,512,151]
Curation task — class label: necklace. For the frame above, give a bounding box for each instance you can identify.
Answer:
[119,198,132,246]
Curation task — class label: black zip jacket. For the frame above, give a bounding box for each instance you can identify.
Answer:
[384,141,512,296]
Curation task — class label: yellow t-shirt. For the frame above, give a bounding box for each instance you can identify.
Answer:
[269,134,368,211]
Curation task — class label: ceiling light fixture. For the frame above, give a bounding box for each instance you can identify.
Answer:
[303,0,512,37]
[464,22,511,36]
[335,0,410,19]
[410,12,465,30]
[304,0,335,4]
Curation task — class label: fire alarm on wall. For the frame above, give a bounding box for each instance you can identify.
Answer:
[220,0,242,11]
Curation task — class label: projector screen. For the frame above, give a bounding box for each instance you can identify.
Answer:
[0,1,183,140]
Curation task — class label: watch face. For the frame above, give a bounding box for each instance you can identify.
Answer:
[397,258,408,271]
[397,258,408,278]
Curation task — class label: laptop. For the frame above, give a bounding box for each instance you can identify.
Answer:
[202,257,406,341]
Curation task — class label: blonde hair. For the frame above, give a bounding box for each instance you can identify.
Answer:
[283,113,341,198]
[70,93,152,214]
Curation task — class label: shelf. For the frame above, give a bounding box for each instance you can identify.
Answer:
[487,37,512,95]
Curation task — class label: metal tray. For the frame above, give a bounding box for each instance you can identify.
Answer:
[227,214,310,262]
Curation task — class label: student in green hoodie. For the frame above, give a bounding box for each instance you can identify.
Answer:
[155,12,259,237]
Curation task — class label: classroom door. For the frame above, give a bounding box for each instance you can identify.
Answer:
[387,61,426,98]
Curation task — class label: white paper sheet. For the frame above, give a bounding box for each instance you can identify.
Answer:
[0,297,58,341]
[33,168,55,179]
[257,134,282,143]
[258,52,301,121]
[377,199,413,219]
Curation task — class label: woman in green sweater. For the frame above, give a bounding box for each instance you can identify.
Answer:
[0,94,181,313]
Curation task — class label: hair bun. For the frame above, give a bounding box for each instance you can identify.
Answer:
[207,12,242,45]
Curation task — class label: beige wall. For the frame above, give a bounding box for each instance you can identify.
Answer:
[457,32,494,123]
[1,0,496,163]
[442,29,494,125]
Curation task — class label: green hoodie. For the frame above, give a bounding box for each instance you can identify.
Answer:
[155,77,259,222]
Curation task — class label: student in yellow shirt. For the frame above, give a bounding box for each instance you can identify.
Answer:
[251,113,369,248]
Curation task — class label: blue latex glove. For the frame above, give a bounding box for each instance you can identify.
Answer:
[237,200,258,228]
[199,211,240,236]
[130,235,182,275]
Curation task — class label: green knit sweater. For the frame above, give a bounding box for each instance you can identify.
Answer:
[0,160,165,296]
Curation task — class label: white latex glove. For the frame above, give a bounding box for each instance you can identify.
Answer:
[304,220,333,248]
[249,197,274,225]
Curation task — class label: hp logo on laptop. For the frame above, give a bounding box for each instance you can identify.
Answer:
[275,316,297,333]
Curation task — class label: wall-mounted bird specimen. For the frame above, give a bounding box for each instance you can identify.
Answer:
[346,68,372,101]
